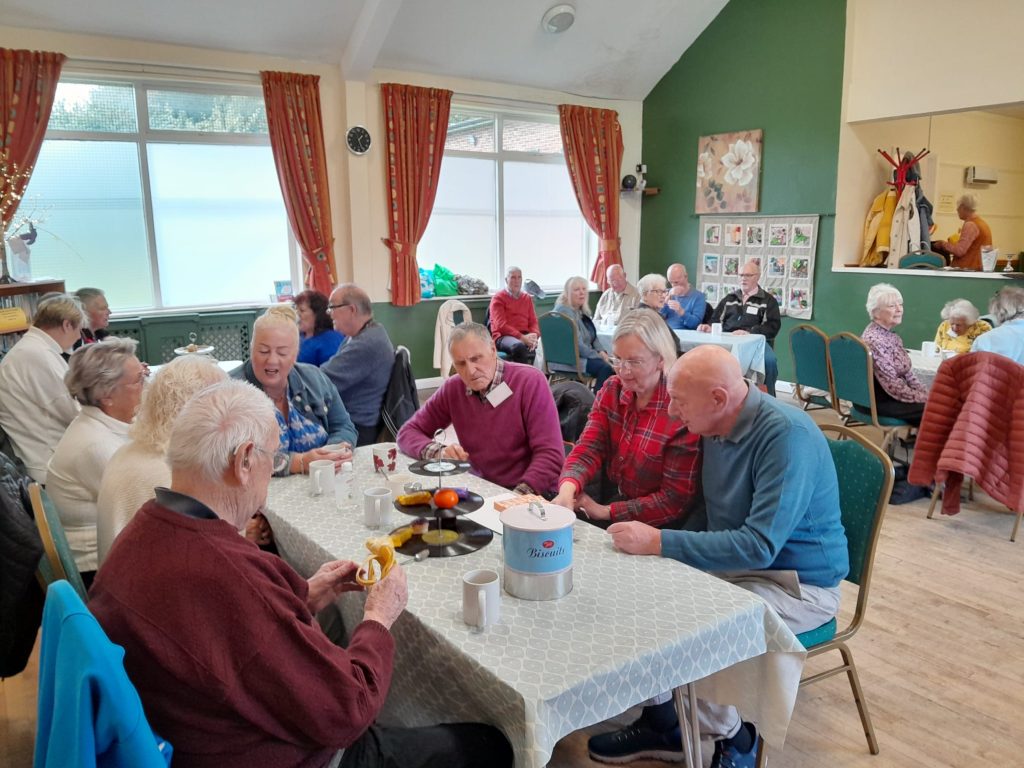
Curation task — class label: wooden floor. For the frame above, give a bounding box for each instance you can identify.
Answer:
[4,399,1022,767]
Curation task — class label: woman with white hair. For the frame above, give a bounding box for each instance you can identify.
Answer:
[552,275,615,390]
[73,287,111,346]
[232,305,356,475]
[96,355,229,565]
[552,309,700,527]
[932,194,993,270]
[46,337,147,586]
[861,283,927,424]
[934,298,991,354]
[636,273,670,313]
[973,285,1024,364]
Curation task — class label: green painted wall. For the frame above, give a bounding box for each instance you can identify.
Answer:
[640,0,1010,378]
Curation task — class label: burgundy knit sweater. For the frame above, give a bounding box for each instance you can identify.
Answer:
[89,500,394,768]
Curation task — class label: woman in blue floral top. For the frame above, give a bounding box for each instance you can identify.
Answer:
[233,306,356,475]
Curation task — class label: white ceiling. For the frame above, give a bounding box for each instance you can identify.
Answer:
[0,0,728,100]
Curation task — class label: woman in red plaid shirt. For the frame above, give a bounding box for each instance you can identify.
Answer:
[552,309,701,528]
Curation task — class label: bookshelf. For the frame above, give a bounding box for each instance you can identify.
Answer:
[0,279,66,356]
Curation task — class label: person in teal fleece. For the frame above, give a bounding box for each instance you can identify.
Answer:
[589,345,848,768]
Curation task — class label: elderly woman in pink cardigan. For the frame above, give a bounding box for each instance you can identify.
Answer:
[861,283,927,425]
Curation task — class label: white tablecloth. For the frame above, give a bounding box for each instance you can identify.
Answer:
[264,449,805,768]
[907,349,944,391]
[597,328,767,381]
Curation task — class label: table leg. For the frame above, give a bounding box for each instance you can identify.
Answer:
[673,684,702,768]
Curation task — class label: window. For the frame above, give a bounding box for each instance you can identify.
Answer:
[14,76,293,311]
[417,105,594,292]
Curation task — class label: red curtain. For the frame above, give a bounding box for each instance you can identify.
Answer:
[261,71,337,296]
[380,83,452,306]
[558,105,624,290]
[0,49,66,231]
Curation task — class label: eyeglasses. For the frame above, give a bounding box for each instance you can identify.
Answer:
[739,272,759,279]
[327,302,352,312]
[646,289,669,295]
[607,355,655,371]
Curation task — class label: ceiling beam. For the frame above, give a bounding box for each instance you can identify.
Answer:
[342,0,404,80]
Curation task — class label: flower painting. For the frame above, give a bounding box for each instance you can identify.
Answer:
[791,257,809,279]
[792,224,813,248]
[769,224,788,247]
[695,129,763,214]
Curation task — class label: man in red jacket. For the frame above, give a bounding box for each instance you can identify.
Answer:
[90,380,512,768]
[489,265,539,364]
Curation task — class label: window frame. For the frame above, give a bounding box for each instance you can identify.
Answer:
[37,72,299,312]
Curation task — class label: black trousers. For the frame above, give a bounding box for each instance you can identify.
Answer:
[861,379,925,426]
[339,722,513,768]
[496,335,535,364]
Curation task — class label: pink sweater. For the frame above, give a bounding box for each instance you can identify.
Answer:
[397,362,564,492]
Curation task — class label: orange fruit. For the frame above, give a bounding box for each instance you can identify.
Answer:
[434,488,459,509]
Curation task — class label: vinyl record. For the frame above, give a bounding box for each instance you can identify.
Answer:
[407,459,472,477]
[392,517,493,559]
[393,490,484,518]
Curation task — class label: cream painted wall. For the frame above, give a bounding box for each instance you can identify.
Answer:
[345,69,643,300]
[846,0,1024,123]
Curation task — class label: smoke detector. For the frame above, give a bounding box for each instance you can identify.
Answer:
[542,4,576,34]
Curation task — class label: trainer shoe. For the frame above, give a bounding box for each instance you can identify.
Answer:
[710,722,758,768]
[587,720,685,764]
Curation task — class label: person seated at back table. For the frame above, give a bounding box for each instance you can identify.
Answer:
[90,380,513,768]
[552,275,615,391]
[73,287,112,347]
[322,283,395,446]
[588,346,848,768]
[660,263,705,330]
[933,298,991,354]
[593,264,640,327]
[636,274,683,355]
[698,262,781,396]
[489,265,539,364]
[861,283,927,425]
[397,322,563,495]
[972,285,1024,365]
[552,310,700,529]
[295,289,346,366]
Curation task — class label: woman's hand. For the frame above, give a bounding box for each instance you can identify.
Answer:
[552,482,578,512]
[298,444,352,473]
[576,491,611,520]
[244,513,273,546]
[307,560,364,614]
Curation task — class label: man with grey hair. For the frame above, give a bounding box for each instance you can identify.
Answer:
[0,294,84,482]
[322,283,395,445]
[973,285,1024,364]
[397,322,563,493]
[488,266,539,364]
[932,193,992,270]
[91,380,512,768]
[593,264,640,327]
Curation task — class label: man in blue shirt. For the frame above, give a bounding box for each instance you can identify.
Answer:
[589,346,848,768]
[659,263,705,330]
[972,285,1024,364]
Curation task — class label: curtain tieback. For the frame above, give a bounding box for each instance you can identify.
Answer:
[599,238,621,251]
[382,237,418,260]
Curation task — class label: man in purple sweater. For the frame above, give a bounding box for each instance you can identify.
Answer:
[398,323,564,494]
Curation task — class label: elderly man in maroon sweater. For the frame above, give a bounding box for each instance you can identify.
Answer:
[489,265,539,364]
[90,380,512,768]
[398,323,564,495]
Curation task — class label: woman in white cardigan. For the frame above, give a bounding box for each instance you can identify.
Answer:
[95,354,229,566]
[46,337,147,586]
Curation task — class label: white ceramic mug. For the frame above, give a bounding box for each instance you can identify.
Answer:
[372,443,398,474]
[363,486,392,529]
[308,460,335,498]
[387,472,416,500]
[921,341,939,357]
[462,568,501,631]
[711,322,723,336]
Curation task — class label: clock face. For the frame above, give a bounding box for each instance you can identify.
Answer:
[347,126,371,155]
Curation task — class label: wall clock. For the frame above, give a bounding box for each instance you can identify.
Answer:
[346,125,371,155]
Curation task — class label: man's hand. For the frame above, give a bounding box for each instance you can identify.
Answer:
[306,560,363,613]
[607,521,662,556]
[522,333,539,349]
[244,513,273,546]
[442,443,470,461]
[666,298,683,315]
[552,482,577,512]
[363,566,409,630]
[576,491,611,520]
[697,324,711,333]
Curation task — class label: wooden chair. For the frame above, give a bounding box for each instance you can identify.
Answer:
[789,324,834,410]
[30,483,88,602]
[538,311,594,388]
[828,332,912,453]
[798,425,893,754]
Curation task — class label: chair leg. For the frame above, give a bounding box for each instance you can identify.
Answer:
[1011,509,1022,543]
[755,735,768,767]
[968,477,974,502]
[838,642,879,755]
[926,484,941,519]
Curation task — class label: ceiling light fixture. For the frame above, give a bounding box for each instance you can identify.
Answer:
[542,4,576,34]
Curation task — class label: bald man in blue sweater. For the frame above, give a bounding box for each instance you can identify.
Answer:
[589,346,848,768]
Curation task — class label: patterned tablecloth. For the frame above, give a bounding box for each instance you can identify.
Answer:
[907,348,944,391]
[264,449,805,768]
[597,328,767,381]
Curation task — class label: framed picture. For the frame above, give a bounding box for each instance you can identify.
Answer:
[723,255,740,277]
[766,286,785,306]
[788,287,810,312]
[695,129,763,214]
[745,224,764,248]
[703,223,722,246]
[727,224,743,246]
[790,257,810,279]
[768,224,788,247]
[792,223,814,248]
[768,256,787,277]
[703,253,720,276]
[703,282,719,305]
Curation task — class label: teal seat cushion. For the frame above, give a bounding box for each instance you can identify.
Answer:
[796,617,837,649]
[849,405,908,427]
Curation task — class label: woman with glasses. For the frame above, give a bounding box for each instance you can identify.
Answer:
[232,306,356,475]
[552,309,700,528]
[551,276,615,391]
[636,273,684,355]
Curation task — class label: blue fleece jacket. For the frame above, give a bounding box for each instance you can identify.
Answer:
[660,290,706,330]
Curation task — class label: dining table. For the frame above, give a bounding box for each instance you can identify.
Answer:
[597,327,767,382]
[263,447,806,768]
[907,348,944,391]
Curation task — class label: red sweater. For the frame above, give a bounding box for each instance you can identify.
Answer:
[489,290,539,341]
[89,501,394,768]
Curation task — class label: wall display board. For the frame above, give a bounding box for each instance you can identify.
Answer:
[696,214,819,320]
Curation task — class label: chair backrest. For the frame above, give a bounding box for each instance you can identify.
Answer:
[30,483,89,603]
[452,309,466,326]
[899,251,946,269]
[828,332,877,417]
[789,324,833,398]
[538,311,584,375]
[379,345,419,441]
[35,580,173,767]
[820,425,894,635]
